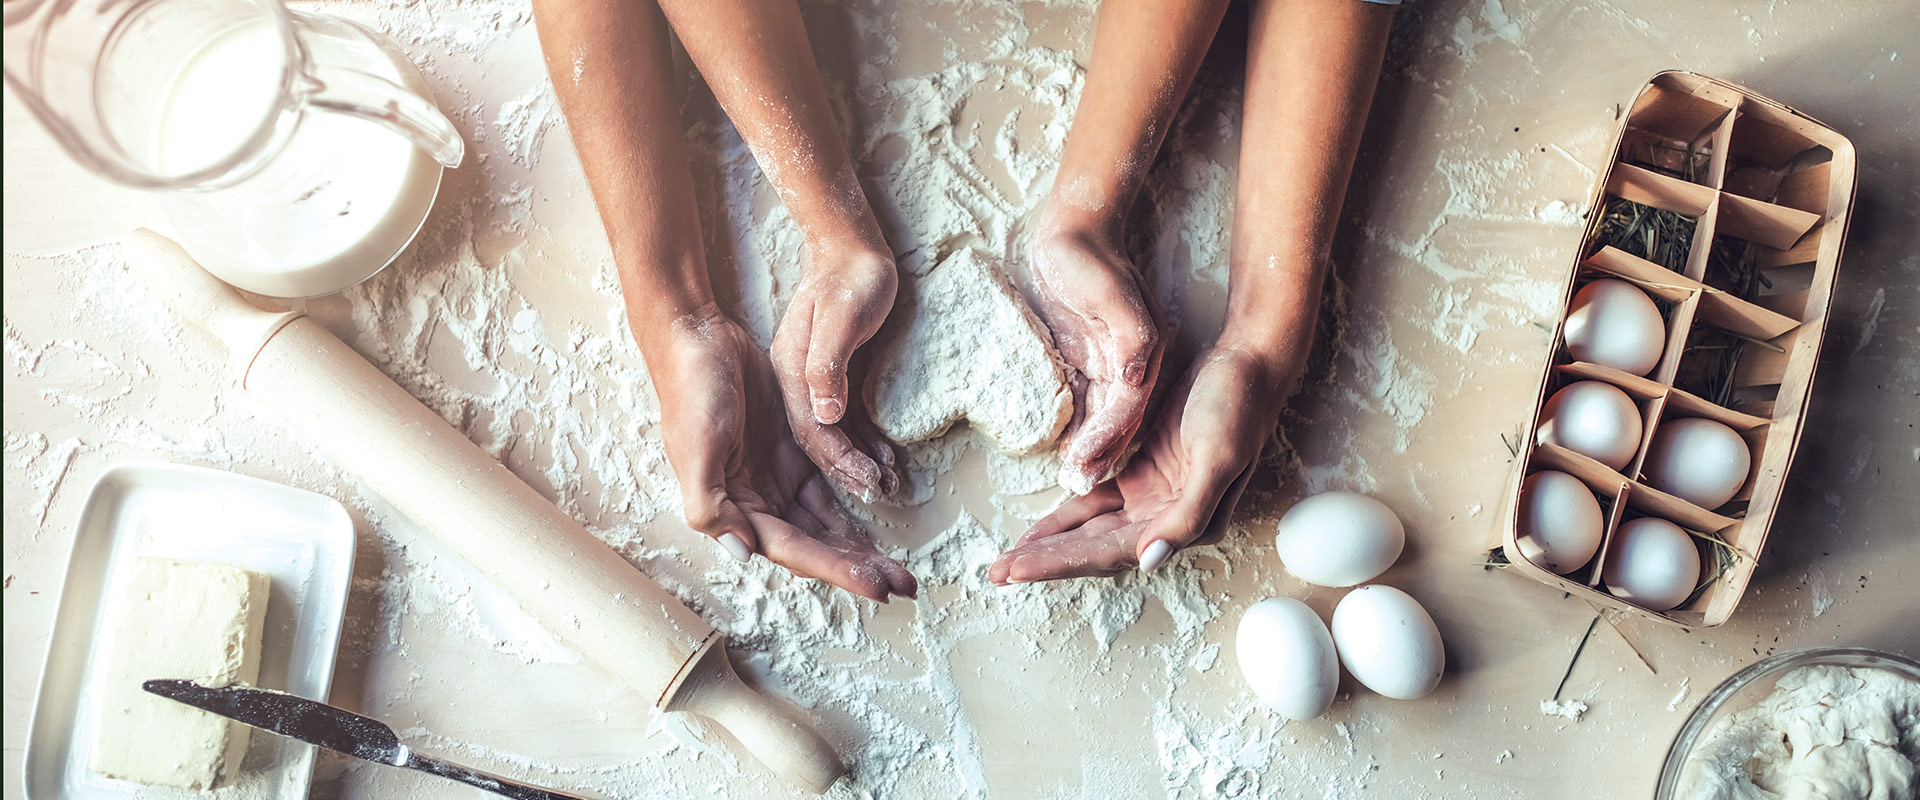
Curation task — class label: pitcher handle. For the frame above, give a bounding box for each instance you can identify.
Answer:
[305,65,465,168]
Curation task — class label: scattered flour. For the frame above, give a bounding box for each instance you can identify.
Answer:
[1852,286,1886,356]
[1191,643,1221,673]
[1540,698,1589,721]
[1668,677,1693,712]
[494,82,559,170]
[1805,566,1837,618]
[1535,199,1584,226]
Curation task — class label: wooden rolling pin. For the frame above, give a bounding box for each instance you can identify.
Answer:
[119,229,842,794]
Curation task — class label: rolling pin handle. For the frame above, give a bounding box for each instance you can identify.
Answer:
[667,642,844,794]
[120,228,301,375]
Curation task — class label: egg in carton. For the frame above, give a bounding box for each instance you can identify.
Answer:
[1500,71,1857,628]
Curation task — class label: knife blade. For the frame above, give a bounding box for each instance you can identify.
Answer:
[144,680,591,800]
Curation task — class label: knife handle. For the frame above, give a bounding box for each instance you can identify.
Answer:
[402,752,593,800]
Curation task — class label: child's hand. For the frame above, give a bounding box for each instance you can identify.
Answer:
[652,305,916,602]
[987,344,1284,584]
[770,244,904,503]
[1028,227,1165,495]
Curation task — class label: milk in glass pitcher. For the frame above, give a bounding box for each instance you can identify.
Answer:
[3,0,463,297]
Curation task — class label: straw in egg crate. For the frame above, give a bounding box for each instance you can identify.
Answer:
[1537,380,1643,471]
[1564,279,1666,377]
[1514,470,1604,575]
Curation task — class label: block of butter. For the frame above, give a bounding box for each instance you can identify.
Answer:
[90,557,269,789]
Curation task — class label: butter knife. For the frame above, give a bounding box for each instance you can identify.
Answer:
[143,680,589,800]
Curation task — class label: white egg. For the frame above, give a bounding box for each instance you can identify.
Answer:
[1537,380,1643,471]
[1236,597,1339,720]
[1331,585,1445,700]
[1273,491,1405,588]
[1601,517,1702,612]
[1642,417,1752,510]
[1515,470,1604,574]
[1564,279,1667,376]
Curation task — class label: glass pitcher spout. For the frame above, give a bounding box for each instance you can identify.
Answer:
[305,63,464,168]
[291,11,464,169]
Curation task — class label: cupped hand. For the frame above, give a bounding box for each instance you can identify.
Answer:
[1028,229,1165,495]
[652,306,916,602]
[987,344,1288,585]
[770,245,904,503]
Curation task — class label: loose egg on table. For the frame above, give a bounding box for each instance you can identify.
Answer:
[1515,470,1604,574]
[1330,585,1445,701]
[1273,491,1405,588]
[1537,380,1643,471]
[1642,417,1753,510]
[1601,517,1702,612]
[1564,278,1667,376]
[1236,597,1339,720]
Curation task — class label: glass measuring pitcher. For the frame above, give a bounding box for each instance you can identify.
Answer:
[4,0,464,297]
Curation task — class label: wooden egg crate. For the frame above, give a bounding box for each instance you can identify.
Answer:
[1500,71,1857,628]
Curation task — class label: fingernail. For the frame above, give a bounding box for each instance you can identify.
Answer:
[813,396,844,424]
[1123,360,1146,386]
[718,533,751,563]
[1139,540,1174,572]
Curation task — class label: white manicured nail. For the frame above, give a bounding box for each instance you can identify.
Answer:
[1139,540,1174,572]
[718,533,751,563]
[812,396,844,424]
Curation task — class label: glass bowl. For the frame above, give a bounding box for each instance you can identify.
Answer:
[1656,645,1920,798]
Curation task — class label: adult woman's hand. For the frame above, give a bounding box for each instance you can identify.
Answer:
[987,343,1286,584]
[1029,224,1166,495]
[653,305,917,602]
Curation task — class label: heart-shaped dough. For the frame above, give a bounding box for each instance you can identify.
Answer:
[866,249,1072,454]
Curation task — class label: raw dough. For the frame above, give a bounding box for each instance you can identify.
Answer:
[91,557,270,790]
[1678,664,1920,800]
[866,248,1072,454]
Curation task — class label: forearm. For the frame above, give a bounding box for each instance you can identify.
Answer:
[653,0,885,255]
[1043,0,1231,239]
[1223,0,1393,366]
[533,0,717,357]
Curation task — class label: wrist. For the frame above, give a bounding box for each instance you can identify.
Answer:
[1218,306,1314,392]
[1036,195,1128,247]
[780,170,892,266]
[614,251,726,361]
[1222,248,1325,350]
[802,235,895,280]
[1028,220,1139,291]
[633,303,728,358]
